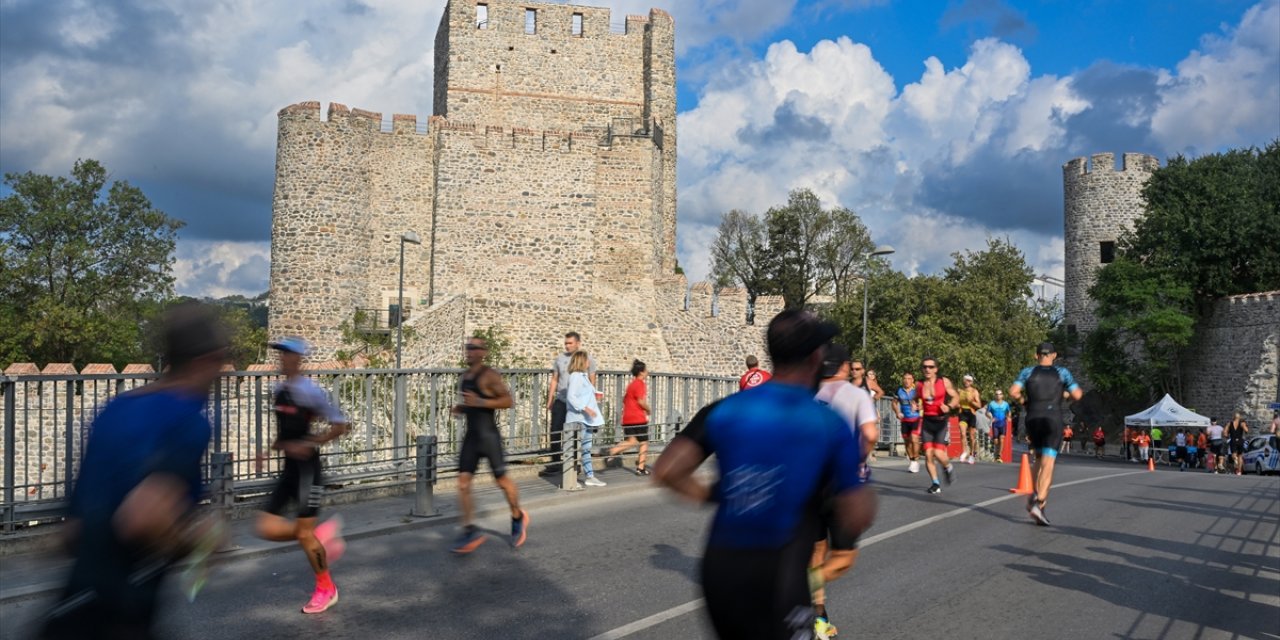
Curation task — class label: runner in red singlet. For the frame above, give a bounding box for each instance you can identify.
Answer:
[917,357,959,494]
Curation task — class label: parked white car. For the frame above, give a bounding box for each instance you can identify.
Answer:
[1242,434,1279,475]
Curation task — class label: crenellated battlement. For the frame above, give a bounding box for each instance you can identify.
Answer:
[448,0,665,40]
[1063,152,1160,178]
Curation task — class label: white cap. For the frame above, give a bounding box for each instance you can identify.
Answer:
[963,374,974,381]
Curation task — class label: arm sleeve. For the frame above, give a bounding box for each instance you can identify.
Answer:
[1011,366,1033,391]
[677,401,718,456]
[828,419,865,492]
[1058,367,1081,393]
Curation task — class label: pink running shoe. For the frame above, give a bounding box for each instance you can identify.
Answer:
[302,586,339,614]
[315,515,346,565]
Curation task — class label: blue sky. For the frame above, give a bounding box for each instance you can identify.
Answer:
[1,0,1277,297]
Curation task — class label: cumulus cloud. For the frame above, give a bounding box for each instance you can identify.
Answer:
[674,1,1279,287]
[172,239,271,299]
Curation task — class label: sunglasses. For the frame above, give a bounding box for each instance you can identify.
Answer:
[923,364,938,369]
[465,344,487,351]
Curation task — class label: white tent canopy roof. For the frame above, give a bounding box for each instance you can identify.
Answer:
[1124,394,1211,428]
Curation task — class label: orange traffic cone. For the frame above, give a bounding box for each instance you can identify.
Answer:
[1009,453,1034,494]
[1147,456,1155,472]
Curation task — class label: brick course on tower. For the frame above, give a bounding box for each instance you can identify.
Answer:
[269,0,775,374]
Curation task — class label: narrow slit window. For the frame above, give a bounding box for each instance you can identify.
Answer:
[1100,241,1116,264]
[476,4,488,29]
[525,8,536,34]
[572,13,583,36]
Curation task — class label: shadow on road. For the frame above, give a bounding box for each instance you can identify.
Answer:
[649,543,698,583]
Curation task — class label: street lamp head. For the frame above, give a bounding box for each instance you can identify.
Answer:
[401,231,422,245]
[869,244,895,258]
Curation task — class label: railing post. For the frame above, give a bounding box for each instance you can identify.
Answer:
[210,452,233,516]
[559,425,580,491]
[411,435,440,517]
[394,373,407,477]
[3,379,16,534]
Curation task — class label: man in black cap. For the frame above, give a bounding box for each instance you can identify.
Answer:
[654,310,878,639]
[1009,342,1083,526]
[41,302,230,639]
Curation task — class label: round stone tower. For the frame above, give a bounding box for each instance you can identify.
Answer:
[1062,152,1160,338]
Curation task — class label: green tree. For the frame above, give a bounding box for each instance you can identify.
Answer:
[1127,141,1280,305]
[834,238,1051,396]
[1084,257,1195,400]
[764,189,830,309]
[709,209,772,321]
[0,159,183,368]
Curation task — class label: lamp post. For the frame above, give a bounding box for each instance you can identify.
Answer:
[862,244,896,356]
[397,231,422,369]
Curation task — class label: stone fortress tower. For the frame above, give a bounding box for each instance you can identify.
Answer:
[1061,152,1160,339]
[268,0,782,374]
[1062,151,1278,424]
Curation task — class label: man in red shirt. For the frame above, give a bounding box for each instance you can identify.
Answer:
[739,355,772,390]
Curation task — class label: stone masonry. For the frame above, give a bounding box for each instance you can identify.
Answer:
[1063,152,1279,426]
[269,0,772,375]
[1062,152,1160,336]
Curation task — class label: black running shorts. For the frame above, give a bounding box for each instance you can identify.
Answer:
[959,410,977,430]
[459,423,507,478]
[266,455,324,519]
[1026,414,1064,453]
[622,423,650,442]
[702,542,815,639]
[814,496,859,551]
[920,415,950,450]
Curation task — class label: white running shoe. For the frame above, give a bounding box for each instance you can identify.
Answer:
[968,455,976,465]
[583,476,607,487]
[908,460,920,473]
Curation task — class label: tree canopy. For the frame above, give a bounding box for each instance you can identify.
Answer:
[1,160,183,368]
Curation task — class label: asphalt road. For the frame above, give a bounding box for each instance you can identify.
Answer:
[2,457,1276,640]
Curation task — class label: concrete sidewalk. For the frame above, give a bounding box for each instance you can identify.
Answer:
[0,461,660,605]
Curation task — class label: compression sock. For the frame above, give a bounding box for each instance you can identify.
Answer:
[316,570,334,591]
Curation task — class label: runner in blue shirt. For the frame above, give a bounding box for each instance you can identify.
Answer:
[41,303,229,640]
[654,310,878,639]
[985,390,1012,463]
[894,372,923,473]
[1009,342,1083,526]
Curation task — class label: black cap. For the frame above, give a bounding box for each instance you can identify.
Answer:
[1037,341,1056,355]
[767,309,841,366]
[821,343,851,378]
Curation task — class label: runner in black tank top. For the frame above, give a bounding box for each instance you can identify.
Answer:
[1010,342,1082,526]
[452,336,529,553]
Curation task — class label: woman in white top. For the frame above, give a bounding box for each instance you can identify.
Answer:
[565,351,607,487]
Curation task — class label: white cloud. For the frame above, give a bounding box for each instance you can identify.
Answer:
[1150,0,1280,154]
[172,239,271,299]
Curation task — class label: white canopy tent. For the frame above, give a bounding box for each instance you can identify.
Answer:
[1124,394,1211,428]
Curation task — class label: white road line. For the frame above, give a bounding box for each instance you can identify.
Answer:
[586,469,1147,640]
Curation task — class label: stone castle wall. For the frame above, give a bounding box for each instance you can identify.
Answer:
[269,0,766,376]
[1062,152,1159,335]
[1182,291,1280,426]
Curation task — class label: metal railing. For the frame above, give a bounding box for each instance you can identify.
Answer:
[0,368,737,533]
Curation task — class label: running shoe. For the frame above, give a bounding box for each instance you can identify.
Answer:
[1026,494,1036,513]
[635,466,651,476]
[315,514,346,564]
[584,476,607,487]
[511,510,530,548]
[1029,502,1051,526]
[968,455,976,465]
[927,484,942,495]
[814,616,838,639]
[943,465,956,485]
[451,526,486,554]
[302,586,339,614]
[908,460,920,473]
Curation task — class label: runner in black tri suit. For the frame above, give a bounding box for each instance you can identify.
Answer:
[1009,342,1083,526]
[451,335,529,553]
[654,310,877,639]
[256,337,349,614]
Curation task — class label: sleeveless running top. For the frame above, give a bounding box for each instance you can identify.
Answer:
[461,366,498,432]
[274,385,317,442]
[916,378,948,417]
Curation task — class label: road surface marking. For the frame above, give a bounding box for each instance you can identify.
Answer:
[586,469,1146,640]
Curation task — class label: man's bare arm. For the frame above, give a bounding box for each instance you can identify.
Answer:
[653,436,712,503]
[480,369,514,409]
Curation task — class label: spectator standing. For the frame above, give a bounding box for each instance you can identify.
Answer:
[565,351,606,487]
[1151,426,1165,465]
[1136,430,1150,462]
[1092,425,1106,459]
[1226,413,1249,475]
[544,332,597,476]
[1208,418,1225,473]
[739,355,772,390]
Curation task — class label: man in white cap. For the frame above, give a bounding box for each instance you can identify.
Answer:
[255,337,350,614]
